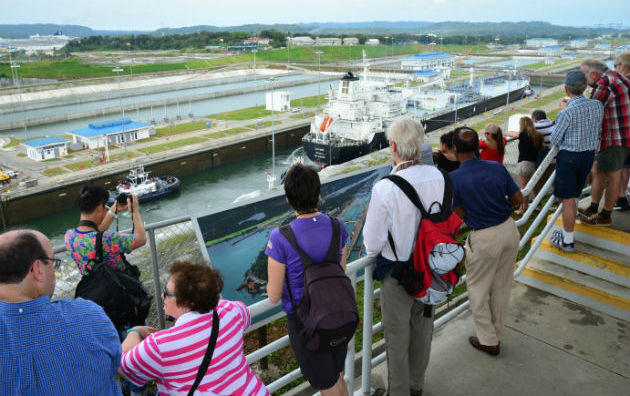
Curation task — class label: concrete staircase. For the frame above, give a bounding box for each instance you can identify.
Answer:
[517,212,630,322]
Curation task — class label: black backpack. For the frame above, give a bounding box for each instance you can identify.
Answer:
[279,215,359,351]
[75,229,152,333]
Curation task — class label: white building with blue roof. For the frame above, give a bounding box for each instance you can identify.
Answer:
[595,42,611,50]
[615,44,630,54]
[21,136,69,161]
[570,38,589,48]
[526,38,558,47]
[538,45,564,57]
[401,52,455,76]
[69,118,154,150]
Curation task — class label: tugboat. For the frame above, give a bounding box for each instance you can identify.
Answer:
[108,166,181,205]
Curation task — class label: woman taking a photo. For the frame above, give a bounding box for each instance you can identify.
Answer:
[120,261,269,396]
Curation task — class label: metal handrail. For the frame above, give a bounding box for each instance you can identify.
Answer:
[49,143,561,395]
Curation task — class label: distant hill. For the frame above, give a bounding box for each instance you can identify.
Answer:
[0,23,148,38]
[0,21,625,39]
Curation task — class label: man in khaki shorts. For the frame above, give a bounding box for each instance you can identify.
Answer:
[578,59,630,225]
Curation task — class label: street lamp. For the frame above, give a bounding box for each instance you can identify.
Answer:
[113,66,127,160]
[252,49,258,107]
[266,77,277,189]
[315,50,324,108]
[9,61,26,134]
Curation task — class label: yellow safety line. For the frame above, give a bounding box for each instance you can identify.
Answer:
[538,239,630,278]
[550,216,630,246]
[522,266,630,311]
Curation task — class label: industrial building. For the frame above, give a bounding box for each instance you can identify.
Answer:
[595,42,611,50]
[289,36,315,46]
[69,118,154,150]
[569,38,588,48]
[365,39,380,46]
[400,52,456,73]
[343,37,359,46]
[526,38,558,47]
[265,91,291,111]
[538,45,564,56]
[315,37,341,46]
[21,136,70,161]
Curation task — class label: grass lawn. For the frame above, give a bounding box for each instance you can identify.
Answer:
[203,127,249,139]
[16,152,26,157]
[136,137,206,154]
[290,111,315,119]
[4,136,45,148]
[156,121,212,137]
[110,151,139,161]
[208,106,271,121]
[290,94,328,108]
[245,120,280,129]
[64,160,95,171]
[42,167,68,176]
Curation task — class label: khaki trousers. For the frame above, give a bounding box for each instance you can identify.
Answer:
[465,217,520,346]
[381,272,434,396]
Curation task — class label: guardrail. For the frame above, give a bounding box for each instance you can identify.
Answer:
[51,144,561,395]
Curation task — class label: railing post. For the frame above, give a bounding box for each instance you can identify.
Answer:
[361,261,374,395]
[345,270,358,396]
[147,228,165,329]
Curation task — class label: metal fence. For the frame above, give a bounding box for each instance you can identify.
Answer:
[51,145,559,395]
[53,215,206,330]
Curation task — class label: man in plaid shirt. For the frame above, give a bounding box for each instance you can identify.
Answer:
[579,59,630,225]
[549,71,603,252]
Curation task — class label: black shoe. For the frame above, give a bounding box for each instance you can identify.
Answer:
[614,197,630,211]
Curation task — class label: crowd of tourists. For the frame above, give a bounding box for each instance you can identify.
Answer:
[1,54,628,396]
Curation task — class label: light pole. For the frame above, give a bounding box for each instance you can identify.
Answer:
[267,77,277,189]
[252,49,258,107]
[316,50,324,108]
[9,60,26,134]
[113,66,127,160]
[126,42,133,78]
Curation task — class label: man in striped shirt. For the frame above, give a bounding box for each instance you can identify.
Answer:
[550,71,604,252]
[0,229,122,396]
[579,59,630,225]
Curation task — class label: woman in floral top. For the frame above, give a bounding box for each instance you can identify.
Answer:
[65,185,146,275]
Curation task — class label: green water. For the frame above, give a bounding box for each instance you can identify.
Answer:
[20,146,302,248]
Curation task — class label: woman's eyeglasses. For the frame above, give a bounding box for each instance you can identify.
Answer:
[162,284,175,298]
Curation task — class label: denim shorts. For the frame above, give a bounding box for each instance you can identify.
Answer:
[596,146,630,172]
[554,150,595,199]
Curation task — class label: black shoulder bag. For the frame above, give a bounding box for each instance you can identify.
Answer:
[187,310,220,396]
[74,220,152,332]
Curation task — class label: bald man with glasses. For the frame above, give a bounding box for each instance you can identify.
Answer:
[0,229,122,396]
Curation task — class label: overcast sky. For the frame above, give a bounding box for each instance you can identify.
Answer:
[3,0,629,31]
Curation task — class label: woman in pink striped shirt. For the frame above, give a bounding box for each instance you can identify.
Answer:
[120,261,269,396]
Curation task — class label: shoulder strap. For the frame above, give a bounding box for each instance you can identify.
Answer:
[278,215,341,309]
[382,169,454,222]
[187,309,220,396]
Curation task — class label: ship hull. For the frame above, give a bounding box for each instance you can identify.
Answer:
[303,85,528,166]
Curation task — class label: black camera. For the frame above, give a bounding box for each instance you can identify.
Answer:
[116,192,129,205]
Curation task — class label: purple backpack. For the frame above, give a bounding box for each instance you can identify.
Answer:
[280,215,359,351]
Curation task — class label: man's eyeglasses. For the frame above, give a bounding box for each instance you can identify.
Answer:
[38,257,62,271]
[162,284,175,298]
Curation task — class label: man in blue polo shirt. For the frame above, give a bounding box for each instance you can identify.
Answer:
[0,229,122,396]
[450,127,522,356]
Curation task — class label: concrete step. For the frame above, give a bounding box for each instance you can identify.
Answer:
[533,235,630,288]
[550,215,630,257]
[517,257,630,321]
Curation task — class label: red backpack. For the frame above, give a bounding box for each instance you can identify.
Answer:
[383,168,465,315]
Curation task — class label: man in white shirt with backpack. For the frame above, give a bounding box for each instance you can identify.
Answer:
[363,117,446,396]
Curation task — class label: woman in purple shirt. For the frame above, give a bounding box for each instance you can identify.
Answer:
[265,163,349,396]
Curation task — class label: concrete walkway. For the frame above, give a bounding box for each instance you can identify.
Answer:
[367,282,629,396]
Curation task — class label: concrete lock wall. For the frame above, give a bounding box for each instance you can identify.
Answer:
[0,125,309,227]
